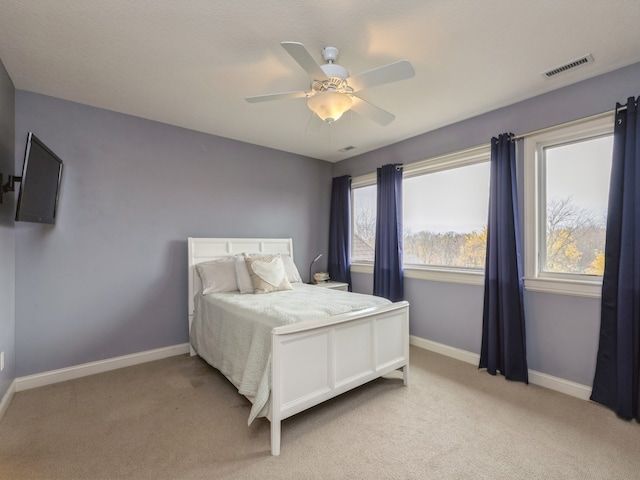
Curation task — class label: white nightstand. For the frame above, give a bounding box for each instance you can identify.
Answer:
[312,281,349,292]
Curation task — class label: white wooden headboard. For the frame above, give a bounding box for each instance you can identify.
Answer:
[187,237,294,323]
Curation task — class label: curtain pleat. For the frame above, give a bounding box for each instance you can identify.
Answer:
[373,164,403,301]
[591,96,640,421]
[480,133,528,383]
[328,175,352,288]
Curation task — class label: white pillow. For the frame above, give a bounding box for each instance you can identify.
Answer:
[281,254,302,283]
[234,254,254,294]
[244,254,293,294]
[195,257,238,294]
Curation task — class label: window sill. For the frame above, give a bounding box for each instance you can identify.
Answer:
[524,277,602,298]
[352,264,602,297]
[350,263,373,275]
[351,263,484,286]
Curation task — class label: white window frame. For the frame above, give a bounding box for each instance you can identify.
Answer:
[523,113,614,298]
[351,145,490,286]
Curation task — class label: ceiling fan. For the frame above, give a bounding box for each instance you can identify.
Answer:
[245,42,415,126]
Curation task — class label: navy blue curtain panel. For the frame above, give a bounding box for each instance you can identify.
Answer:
[373,164,403,302]
[591,97,640,421]
[480,133,528,383]
[328,175,352,288]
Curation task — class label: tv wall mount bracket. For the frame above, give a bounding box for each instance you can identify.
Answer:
[0,173,21,204]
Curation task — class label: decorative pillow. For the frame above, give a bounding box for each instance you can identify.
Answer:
[234,254,255,294]
[281,254,302,283]
[195,257,238,294]
[244,254,293,294]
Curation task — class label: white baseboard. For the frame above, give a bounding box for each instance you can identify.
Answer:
[7,338,592,406]
[15,343,190,392]
[527,369,591,400]
[410,335,592,401]
[410,335,480,365]
[0,380,16,422]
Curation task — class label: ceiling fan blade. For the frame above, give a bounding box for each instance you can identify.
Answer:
[281,42,329,80]
[350,96,396,126]
[348,60,415,92]
[245,91,308,103]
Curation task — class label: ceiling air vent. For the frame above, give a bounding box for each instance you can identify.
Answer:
[542,54,594,79]
[338,146,356,153]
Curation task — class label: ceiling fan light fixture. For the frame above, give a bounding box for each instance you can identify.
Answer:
[307,91,352,123]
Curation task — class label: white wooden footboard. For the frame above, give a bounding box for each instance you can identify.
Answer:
[269,301,410,456]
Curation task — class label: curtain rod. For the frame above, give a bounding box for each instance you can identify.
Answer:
[510,108,616,142]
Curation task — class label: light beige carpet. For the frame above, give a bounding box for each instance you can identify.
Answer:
[1,346,639,480]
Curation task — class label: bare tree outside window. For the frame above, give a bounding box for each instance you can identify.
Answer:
[543,134,612,276]
[544,196,606,275]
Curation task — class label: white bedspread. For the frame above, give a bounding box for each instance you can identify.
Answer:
[190,283,391,424]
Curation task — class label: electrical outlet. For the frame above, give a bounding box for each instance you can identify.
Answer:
[0,351,4,372]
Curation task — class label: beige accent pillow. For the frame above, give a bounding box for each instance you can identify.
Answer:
[244,254,292,294]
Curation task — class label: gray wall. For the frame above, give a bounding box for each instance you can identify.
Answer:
[14,91,332,377]
[8,61,640,389]
[337,62,640,387]
[0,58,15,400]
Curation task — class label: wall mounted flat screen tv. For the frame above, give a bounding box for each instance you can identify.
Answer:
[15,133,63,224]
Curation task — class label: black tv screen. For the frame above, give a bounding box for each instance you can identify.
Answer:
[15,133,63,224]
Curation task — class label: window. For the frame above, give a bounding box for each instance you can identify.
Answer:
[524,114,614,297]
[403,146,490,284]
[404,160,490,270]
[351,146,490,285]
[351,175,376,263]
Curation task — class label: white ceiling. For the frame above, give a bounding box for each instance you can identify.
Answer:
[1,1,639,163]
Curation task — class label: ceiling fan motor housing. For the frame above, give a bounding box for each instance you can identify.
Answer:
[322,46,339,62]
[320,63,349,80]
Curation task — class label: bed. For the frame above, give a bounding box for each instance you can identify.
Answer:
[188,237,410,456]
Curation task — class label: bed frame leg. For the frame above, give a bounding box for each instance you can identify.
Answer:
[403,363,410,386]
[271,420,281,456]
